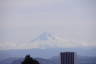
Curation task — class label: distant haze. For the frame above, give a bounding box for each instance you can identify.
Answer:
[0,0,96,50]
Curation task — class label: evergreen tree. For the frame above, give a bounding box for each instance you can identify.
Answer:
[22,55,39,64]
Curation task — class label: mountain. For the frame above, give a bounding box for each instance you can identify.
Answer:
[28,32,82,49]
[0,32,96,50]
[31,32,56,41]
[0,57,21,64]
[0,32,88,50]
[22,32,96,49]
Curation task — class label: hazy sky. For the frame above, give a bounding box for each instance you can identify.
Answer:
[0,0,96,49]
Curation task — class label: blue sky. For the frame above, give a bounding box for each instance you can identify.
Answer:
[0,0,96,50]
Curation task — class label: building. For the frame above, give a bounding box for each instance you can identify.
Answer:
[61,52,76,64]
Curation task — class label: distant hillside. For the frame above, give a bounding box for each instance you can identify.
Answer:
[0,56,96,64]
[0,47,96,60]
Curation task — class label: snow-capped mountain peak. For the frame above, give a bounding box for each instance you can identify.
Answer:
[32,32,55,41]
[28,32,80,49]
[0,32,94,50]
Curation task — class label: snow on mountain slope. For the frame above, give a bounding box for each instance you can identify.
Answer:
[0,32,94,50]
[26,32,80,49]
